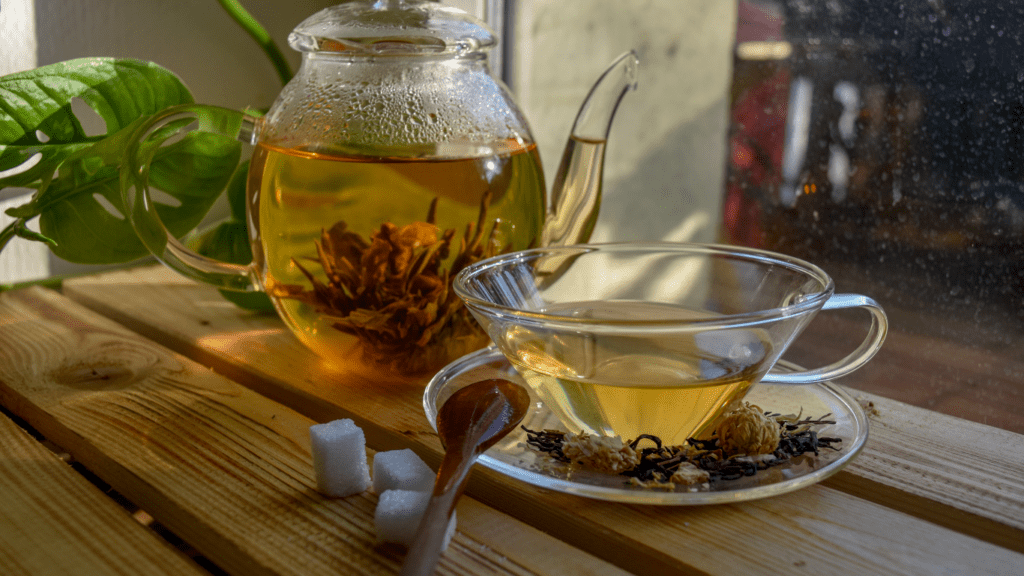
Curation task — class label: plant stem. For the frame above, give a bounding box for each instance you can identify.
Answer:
[0,217,57,252]
[216,0,294,87]
[12,220,56,247]
[0,275,63,293]
[0,220,20,253]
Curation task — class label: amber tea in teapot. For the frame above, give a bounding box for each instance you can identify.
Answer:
[249,139,545,375]
[120,0,637,381]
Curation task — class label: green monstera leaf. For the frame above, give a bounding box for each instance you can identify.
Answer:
[38,128,240,263]
[0,57,240,264]
[0,1,294,314]
[0,58,194,187]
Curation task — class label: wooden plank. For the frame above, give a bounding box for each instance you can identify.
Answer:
[785,310,1024,434]
[0,409,208,576]
[826,390,1024,552]
[60,265,1024,575]
[0,287,631,576]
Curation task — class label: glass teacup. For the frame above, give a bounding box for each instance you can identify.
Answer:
[452,242,887,445]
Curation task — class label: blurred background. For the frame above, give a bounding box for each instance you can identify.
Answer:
[717,0,1024,434]
[2,0,1020,432]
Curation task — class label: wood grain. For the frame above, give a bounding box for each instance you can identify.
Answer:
[785,309,1024,434]
[828,392,1024,552]
[0,410,208,576]
[0,287,630,576]
[59,265,1024,575]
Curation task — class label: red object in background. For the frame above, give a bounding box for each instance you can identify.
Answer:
[723,69,788,248]
[723,1,788,248]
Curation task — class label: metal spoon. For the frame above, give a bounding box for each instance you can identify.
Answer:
[400,378,531,576]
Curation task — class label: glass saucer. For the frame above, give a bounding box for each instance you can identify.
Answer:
[424,347,868,506]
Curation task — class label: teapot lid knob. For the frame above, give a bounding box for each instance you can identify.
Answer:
[288,0,496,55]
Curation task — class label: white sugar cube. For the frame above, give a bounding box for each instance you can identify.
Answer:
[310,419,371,497]
[374,489,456,550]
[373,449,435,494]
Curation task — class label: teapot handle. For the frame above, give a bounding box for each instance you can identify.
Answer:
[120,104,261,292]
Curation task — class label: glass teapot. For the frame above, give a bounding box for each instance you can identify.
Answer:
[120,0,637,379]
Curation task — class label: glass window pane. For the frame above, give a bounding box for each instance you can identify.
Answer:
[726,0,1024,432]
[507,0,1024,433]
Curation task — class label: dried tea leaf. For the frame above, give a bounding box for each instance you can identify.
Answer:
[523,404,843,488]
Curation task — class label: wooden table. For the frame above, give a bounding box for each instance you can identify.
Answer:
[1,265,1021,576]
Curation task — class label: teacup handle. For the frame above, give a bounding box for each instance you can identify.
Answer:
[760,293,888,385]
[120,104,261,292]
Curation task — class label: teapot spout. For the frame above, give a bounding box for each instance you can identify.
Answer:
[542,50,639,247]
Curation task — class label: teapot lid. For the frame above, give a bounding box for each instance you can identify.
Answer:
[288,0,496,55]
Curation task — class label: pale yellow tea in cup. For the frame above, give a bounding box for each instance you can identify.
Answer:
[454,244,887,446]
[502,301,772,445]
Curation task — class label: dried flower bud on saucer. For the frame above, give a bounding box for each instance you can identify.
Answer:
[562,432,640,474]
[669,462,711,486]
[714,402,781,457]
